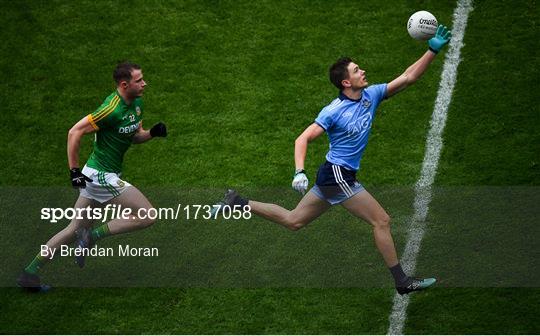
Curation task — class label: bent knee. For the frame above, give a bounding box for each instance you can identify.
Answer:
[286,217,308,231]
[140,216,156,228]
[372,214,391,229]
[289,222,305,231]
[137,208,156,228]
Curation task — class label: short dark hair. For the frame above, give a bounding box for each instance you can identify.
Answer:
[113,61,141,85]
[329,57,353,90]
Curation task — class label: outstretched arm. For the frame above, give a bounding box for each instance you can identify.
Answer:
[386,25,451,98]
[386,51,437,97]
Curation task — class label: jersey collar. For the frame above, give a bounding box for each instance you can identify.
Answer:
[115,90,134,107]
[339,91,363,102]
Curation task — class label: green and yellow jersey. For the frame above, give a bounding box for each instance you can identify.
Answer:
[86,91,143,173]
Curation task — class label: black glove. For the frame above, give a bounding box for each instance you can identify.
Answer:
[150,122,167,138]
[70,168,92,188]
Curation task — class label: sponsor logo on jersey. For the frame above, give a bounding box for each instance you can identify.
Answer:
[346,114,372,138]
[117,179,125,187]
[118,123,139,134]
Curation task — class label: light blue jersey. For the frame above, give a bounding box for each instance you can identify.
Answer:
[315,84,387,171]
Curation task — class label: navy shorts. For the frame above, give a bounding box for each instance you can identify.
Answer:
[310,161,364,205]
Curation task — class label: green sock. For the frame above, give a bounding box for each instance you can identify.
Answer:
[91,223,111,241]
[24,254,47,274]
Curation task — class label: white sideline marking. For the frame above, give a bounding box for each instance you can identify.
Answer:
[387,0,474,334]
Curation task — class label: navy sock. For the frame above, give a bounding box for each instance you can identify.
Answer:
[389,263,409,286]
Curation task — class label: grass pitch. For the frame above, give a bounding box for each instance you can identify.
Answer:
[0,0,539,334]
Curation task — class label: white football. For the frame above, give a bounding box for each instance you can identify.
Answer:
[407,11,438,40]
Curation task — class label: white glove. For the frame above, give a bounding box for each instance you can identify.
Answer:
[291,170,309,195]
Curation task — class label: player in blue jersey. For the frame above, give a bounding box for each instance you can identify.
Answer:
[218,25,452,294]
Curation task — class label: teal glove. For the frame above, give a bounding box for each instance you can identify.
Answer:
[428,25,452,54]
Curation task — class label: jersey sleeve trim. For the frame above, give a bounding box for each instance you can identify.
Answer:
[92,95,120,123]
[314,121,327,131]
[381,83,389,100]
[87,114,99,130]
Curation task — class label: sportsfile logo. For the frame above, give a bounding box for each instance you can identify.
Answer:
[40,204,251,223]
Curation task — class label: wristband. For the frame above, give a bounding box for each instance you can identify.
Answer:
[294,169,306,176]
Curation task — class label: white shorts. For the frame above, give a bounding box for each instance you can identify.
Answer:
[79,165,132,203]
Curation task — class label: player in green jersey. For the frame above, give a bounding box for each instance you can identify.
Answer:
[17,61,167,292]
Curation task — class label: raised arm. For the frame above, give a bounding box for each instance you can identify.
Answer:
[386,51,437,97]
[386,25,451,98]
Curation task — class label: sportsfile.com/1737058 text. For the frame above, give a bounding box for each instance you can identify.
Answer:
[40,204,252,223]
